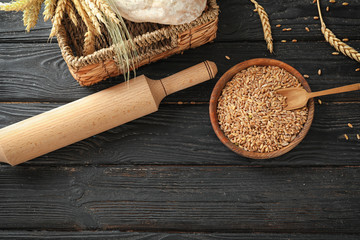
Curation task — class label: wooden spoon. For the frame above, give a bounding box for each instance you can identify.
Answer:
[277,83,360,110]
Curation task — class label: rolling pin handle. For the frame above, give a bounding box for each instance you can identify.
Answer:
[160,61,218,95]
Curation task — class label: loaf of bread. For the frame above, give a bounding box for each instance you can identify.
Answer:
[114,0,207,25]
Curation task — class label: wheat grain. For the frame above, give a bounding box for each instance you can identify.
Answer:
[317,0,360,63]
[250,0,273,53]
[217,65,308,153]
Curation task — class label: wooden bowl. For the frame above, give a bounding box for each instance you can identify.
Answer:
[209,58,315,159]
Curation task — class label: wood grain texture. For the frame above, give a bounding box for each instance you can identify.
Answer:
[1,1,360,43]
[0,165,359,233]
[0,231,359,240]
[0,0,360,237]
[0,103,359,166]
[1,41,360,102]
[0,6,53,43]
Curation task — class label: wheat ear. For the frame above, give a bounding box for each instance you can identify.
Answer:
[49,0,66,38]
[80,0,102,35]
[84,0,105,25]
[72,0,96,34]
[250,0,273,53]
[65,0,78,26]
[72,0,97,55]
[23,8,29,26]
[83,30,96,55]
[0,0,34,11]
[317,0,360,62]
[25,0,43,31]
[43,0,57,22]
[89,0,119,24]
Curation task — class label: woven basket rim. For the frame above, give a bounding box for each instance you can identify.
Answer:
[57,0,219,71]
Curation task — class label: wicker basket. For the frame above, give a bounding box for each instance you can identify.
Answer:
[56,0,219,86]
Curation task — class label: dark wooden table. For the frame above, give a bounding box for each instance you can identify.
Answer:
[1,0,360,239]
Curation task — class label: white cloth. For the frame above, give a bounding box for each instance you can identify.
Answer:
[114,0,207,25]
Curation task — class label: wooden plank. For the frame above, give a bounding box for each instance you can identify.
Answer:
[1,41,360,102]
[1,1,360,43]
[0,165,359,233]
[0,231,359,240]
[218,0,360,42]
[0,7,53,43]
[0,103,359,166]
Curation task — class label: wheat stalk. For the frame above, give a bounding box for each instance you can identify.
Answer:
[317,0,360,62]
[105,0,138,80]
[250,0,273,53]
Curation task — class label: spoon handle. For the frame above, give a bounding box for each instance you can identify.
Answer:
[308,83,360,98]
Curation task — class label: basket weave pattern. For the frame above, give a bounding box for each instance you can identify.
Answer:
[57,0,219,86]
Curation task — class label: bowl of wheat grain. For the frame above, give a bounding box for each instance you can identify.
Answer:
[209,58,315,159]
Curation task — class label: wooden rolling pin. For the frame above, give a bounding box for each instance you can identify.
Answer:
[0,61,217,166]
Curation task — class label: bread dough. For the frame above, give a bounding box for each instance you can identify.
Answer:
[114,0,207,25]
